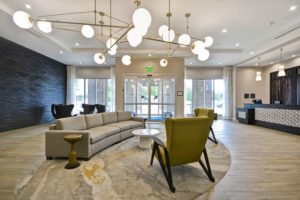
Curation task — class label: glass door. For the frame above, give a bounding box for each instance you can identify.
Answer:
[124,75,175,121]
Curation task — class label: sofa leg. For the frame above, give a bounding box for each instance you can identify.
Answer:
[83,158,90,161]
[46,157,53,160]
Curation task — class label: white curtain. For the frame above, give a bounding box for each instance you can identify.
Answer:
[110,66,116,112]
[223,67,233,120]
[66,66,76,105]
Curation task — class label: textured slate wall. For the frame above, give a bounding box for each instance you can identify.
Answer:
[0,37,66,132]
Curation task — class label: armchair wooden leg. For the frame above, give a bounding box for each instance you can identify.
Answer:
[150,143,157,165]
[208,127,218,144]
[156,147,176,193]
[199,148,215,182]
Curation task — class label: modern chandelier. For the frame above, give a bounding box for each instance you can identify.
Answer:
[12,0,214,67]
[277,48,286,77]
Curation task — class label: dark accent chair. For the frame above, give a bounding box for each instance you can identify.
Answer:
[150,117,215,192]
[81,104,96,114]
[51,104,74,119]
[95,104,106,113]
[194,108,218,144]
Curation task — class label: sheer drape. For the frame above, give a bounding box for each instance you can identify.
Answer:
[66,66,76,105]
[110,66,116,112]
[223,67,233,120]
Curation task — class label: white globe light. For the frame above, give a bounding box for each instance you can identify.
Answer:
[81,25,94,38]
[197,49,210,61]
[127,28,143,47]
[108,48,117,55]
[94,53,105,64]
[13,11,33,29]
[132,8,152,29]
[37,20,52,33]
[160,59,168,67]
[122,55,132,66]
[204,36,214,47]
[106,37,117,49]
[178,34,191,47]
[162,29,175,42]
[158,25,168,37]
[136,25,148,36]
[191,40,205,55]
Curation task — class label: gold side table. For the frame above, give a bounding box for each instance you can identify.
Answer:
[64,134,82,169]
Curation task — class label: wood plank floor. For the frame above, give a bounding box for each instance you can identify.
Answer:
[0,120,299,200]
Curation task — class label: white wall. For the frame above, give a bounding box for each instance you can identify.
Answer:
[234,57,300,109]
[234,67,267,108]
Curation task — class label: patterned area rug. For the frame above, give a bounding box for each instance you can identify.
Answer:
[17,127,231,200]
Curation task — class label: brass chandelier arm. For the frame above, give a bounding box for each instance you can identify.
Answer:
[103,25,134,55]
[34,19,128,29]
[37,11,94,19]
[104,13,130,26]
[144,37,192,48]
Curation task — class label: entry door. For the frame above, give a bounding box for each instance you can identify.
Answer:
[124,75,175,121]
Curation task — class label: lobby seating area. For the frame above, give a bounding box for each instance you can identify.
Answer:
[46,111,146,159]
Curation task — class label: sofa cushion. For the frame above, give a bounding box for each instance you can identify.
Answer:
[89,126,120,137]
[117,111,132,121]
[102,112,118,125]
[85,114,104,129]
[89,130,108,144]
[122,120,143,129]
[106,121,134,131]
[56,115,86,130]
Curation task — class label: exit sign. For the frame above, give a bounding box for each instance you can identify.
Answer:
[146,65,153,73]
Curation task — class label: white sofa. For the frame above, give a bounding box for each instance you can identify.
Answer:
[45,111,146,160]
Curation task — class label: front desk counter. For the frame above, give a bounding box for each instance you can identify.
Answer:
[237,104,300,135]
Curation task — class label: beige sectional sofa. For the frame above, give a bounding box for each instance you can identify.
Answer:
[45,111,146,160]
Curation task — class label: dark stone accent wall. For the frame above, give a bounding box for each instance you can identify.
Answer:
[0,37,66,132]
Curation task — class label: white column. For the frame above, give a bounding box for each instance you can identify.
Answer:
[223,67,233,120]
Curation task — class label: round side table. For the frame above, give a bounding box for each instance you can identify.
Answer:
[63,134,82,169]
[132,129,160,149]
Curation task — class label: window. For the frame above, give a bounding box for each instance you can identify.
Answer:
[185,79,224,116]
[75,79,113,114]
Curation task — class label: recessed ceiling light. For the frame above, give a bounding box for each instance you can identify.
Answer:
[75,42,79,46]
[190,62,192,65]
[235,43,240,47]
[148,53,151,57]
[291,54,296,58]
[79,61,82,64]
[104,62,107,64]
[59,51,63,54]
[218,62,222,65]
[250,51,254,55]
[222,29,227,33]
[270,61,274,64]
[25,4,31,9]
[255,63,258,66]
[289,5,297,11]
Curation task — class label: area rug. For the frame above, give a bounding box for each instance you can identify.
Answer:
[16,127,231,200]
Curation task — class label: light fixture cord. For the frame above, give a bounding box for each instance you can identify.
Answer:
[186,16,189,34]
[280,48,283,65]
[94,0,97,24]
[110,0,112,38]
[168,0,171,56]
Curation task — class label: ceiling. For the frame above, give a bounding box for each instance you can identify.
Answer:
[0,0,300,67]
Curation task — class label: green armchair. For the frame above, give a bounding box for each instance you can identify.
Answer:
[194,108,218,144]
[150,117,215,192]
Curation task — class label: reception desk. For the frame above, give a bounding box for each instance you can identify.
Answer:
[237,104,300,135]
